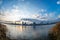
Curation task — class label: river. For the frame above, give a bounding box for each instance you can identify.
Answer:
[5,24,55,40]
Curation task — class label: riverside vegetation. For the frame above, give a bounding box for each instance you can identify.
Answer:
[48,22,60,40]
[0,24,11,40]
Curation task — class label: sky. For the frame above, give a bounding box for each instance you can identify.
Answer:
[0,0,60,21]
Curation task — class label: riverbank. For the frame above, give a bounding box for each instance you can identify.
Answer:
[0,24,11,40]
[48,22,60,40]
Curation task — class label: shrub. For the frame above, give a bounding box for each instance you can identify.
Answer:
[48,22,60,40]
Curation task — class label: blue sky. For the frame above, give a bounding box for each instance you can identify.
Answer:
[0,0,60,21]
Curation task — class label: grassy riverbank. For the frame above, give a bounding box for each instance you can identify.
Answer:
[48,22,60,40]
[0,24,11,40]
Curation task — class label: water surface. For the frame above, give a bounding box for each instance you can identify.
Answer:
[5,24,55,40]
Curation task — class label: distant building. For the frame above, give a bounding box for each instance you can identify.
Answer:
[21,20,33,24]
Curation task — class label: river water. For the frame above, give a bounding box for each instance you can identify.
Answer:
[5,24,55,40]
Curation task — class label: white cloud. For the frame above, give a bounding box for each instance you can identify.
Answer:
[31,14,46,20]
[13,5,19,9]
[2,9,21,21]
[32,14,41,18]
[58,15,60,18]
[1,3,57,21]
[38,9,46,13]
[57,1,60,4]
[3,7,55,21]
[31,12,56,20]
[1,5,32,21]
[44,13,48,17]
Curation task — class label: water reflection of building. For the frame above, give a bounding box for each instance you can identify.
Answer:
[16,26,26,32]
